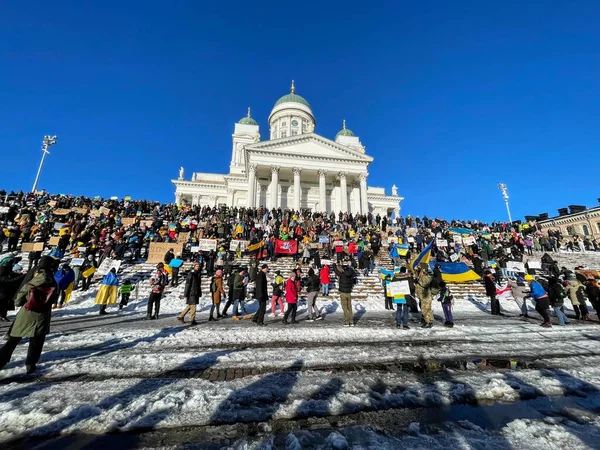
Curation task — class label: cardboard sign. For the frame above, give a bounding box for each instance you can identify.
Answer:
[97,258,122,275]
[436,239,448,248]
[71,258,85,267]
[121,217,136,226]
[141,219,154,227]
[450,254,459,262]
[389,280,411,297]
[48,200,57,208]
[73,207,88,215]
[48,236,60,246]
[177,232,191,243]
[198,239,217,252]
[462,236,476,246]
[320,259,332,266]
[453,235,463,244]
[22,242,44,252]
[190,246,200,253]
[406,228,418,236]
[507,261,526,273]
[526,261,541,270]
[53,209,71,216]
[90,209,102,217]
[318,235,330,244]
[407,237,415,243]
[229,240,249,252]
[147,242,184,263]
[99,206,111,215]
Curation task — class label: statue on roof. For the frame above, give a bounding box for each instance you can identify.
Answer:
[179,167,184,180]
[392,184,398,196]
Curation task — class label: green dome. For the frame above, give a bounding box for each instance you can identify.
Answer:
[336,120,355,138]
[274,92,311,108]
[239,116,258,125]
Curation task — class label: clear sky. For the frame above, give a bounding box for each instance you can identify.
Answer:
[1,1,598,222]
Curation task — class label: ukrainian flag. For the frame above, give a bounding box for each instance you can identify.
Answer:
[429,262,481,282]
[411,240,433,270]
[397,243,410,257]
[379,267,402,279]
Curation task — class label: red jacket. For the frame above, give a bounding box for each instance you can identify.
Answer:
[348,242,358,255]
[320,265,330,284]
[285,278,298,303]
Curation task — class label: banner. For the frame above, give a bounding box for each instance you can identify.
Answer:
[48,236,60,246]
[389,280,411,297]
[507,261,525,273]
[0,206,9,214]
[247,240,265,253]
[452,235,463,244]
[462,236,476,246]
[198,239,217,252]
[21,242,44,252]
[147,242,184,263]
[121,217,136,226]
[436,239,448,247]
[53,209,70,216]
[230,240,249,252]
[318,235,330,244]
[97,258,122,276]
[275,239,298,255]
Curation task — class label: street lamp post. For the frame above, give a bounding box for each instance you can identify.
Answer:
[497,183,513,224]
[31,135,57,193]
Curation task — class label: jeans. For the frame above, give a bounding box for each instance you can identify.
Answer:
[283,303,297,322]
[321,283,329,295]
[395,303,409,326]
[500,268,508,279]
[306,291,320,318]
[147,292,162,318]
[233,298,247,315]
[271,295,284,314]
[442,303,454,323]
[0,335,46,369]
[553,306,569,325]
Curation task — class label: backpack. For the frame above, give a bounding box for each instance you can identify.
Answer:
[429,277,441,297]
[24,285,57,313]
[210,277,218,294]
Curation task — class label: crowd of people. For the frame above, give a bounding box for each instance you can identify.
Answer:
[0,189,598,373]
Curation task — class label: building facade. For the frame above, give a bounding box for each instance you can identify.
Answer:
[538,206,600,239]
[172,82,403,217]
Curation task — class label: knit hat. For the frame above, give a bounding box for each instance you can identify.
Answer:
[216,269,223,277]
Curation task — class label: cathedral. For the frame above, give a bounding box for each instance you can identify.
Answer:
[172,81,403,217]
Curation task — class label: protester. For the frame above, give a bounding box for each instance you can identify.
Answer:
[95,268,119,315]
[415,264,434,328]
[119,278,134,309]
[178,262,201,325]
[282,270,298,325]
[270,270,285,316]
[305,267,322,321]
[437,281,454,327]
[524,274,552,327]
[146,263,168,320]
[334,260,356,327]
[252,264,269,326]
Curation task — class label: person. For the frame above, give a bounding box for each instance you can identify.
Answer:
[54,263,75,308]
[164,248,175,265]
[585,278,600,321]
[270,270,285,316]
[168,253,184,287]
[484,270,501,316]
[392,273,410,329]
[95,268,119,315]
[80,255,96,291]
[302,244,310,265]
[0,257,25,321]
[178,262,201,325]
[383,274,394,310]
[119,279,134,309]
[319,264,330,296]
[0,255,59,374]
[305,267,322,321]
[415,264,434,328]
[146,263,168,320]
[564,274,590,320]
[437,281,454,327]
[253,264,269,326]
[283,270,299,325]
[548,277,569,326]
[508,274,529,317]
[209,269,225,321]
[222,267,246,317]
[524,274,551,327]
[334,260,356,327]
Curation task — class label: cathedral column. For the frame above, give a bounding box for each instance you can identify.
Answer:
[227,188,234,207]
[359,172,369,215]
[293,167,301,211]
[192,194,199,206]
[256,183,262,207]
[246,164,257,208]
[270,166,280,209]
[175,192,182,206]
[318,169,327,213]
[339,172,348,213]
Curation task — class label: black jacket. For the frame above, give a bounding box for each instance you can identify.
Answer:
[254,270,268,300]
[484,275,496,296]
[334,265,355,294]
[183,270,202,304]
[306,274,320,293]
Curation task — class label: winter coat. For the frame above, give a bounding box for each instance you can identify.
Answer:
[319,265,330,284]
[0,266,25,311]
[548,283,566,307]
[184,270,202,304]
[150,269,169,294]
[306,274,320,293]
[484,275,496,297]
[233,273,245,300]
[334,264,355,294]
[95,272,119,305]
[272,275,284,297]
[254,270,268,301]
[415,271,432,300]
[211,276,225,304]
[10,271,59,338]
[285,278,298,303]
[507,279,528,299]
[527,281,548,300]
[565,280,585,306]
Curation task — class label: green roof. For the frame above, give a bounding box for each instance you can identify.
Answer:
[238,116,258,125]
[336,120,355,138]
[274,92,311,108]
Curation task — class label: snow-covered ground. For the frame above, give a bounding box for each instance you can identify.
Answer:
[1,251,600,448]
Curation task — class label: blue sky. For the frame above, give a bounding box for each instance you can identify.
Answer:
[1,1,598,222]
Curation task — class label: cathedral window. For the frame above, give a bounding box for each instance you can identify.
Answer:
[281,121,287,127]
[291,130,298,136]
[281,130,287,138]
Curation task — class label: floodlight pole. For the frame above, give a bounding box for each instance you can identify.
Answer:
[32,135,57,193]
[498,183,512,224]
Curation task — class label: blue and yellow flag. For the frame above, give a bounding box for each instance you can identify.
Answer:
[429,262,481,282]
[397,243,410,257]
[411,240,433,270]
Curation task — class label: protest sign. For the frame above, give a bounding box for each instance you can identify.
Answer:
[77,247,87,253]
[453,235,463,244]
[48,236,60,246]
[389,280,411,297]
[70,258,85,267]
[436,239,448,247]
[526,261,541,270]
[462,236,476,246]
[318,235,330,244]
[97,258,122,276]
[229,240,249,252]
[147,242,184,263]
[190,246,200,253]
[407,237,415,243]
[48,200,57,208]
[99,206,111,215]
[90,209,102,217]
[507,261,526,273]
[406,228,418,236]
[121,217,136,226]
[53,209,71,216]
[332,240,344,247]
[53,222,65,231]
[73,207,88,215]
[177,232,191,243]
[0,206,9,214]
[21,242,44,252]
[320,259,332,266]
[198,239,217,252]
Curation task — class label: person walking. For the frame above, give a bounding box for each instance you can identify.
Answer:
[270,270,285,316]
[484,270,501,316]
[209,269,225,321]
[585,278,600,321]
[415,264,434,328]
[508,274,530,317]
[145,263,168,320]
[564,274,590,320]
[548,277,569,326]
[95,268,119,315]
[282,270,299,325]
[437,281,454,327]
[118,278,134,309]
[305,267,322,321]
[0,258,26,322]
[334,260,356,326]
[319,264,330,296]
[252,264,269,326]
[524,274,552,327]
[178,262,201,325]
[168,253,184,287]
[0,255,59,374]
